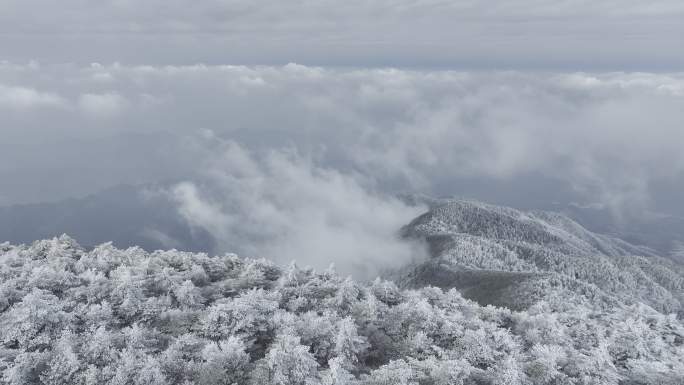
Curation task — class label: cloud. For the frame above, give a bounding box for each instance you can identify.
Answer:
[0,84,66,109]
[78,92,127,117]
[3,1,683,272]
[170,139,426,278]
[2,62,684,233]
[1,1,684,69]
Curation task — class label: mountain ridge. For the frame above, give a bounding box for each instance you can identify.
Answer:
[395,198,684,317]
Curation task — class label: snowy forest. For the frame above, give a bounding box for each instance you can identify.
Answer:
[1,229,683,385]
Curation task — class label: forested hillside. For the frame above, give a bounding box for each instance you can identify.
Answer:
[399,200,684,316]
[1,235,683,384]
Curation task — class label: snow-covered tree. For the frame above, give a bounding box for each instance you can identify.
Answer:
[0,236,682,385]
[198,337,250,385]
[321,357,359,385]
[333,317,367,369]
[252,334,320,385]
[39,332,82,385]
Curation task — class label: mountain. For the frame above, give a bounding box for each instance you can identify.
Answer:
[551,203,684,263]
[2,185,683,316]
[396,199,684,316]
[0,184,215,253]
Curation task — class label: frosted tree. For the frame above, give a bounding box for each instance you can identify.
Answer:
[326,277,360,315]
[251,334,320,385]
[82,326,118,367]
[198,336,250,385]
[2,352,49,385]
[1,289,70,351]
[134,356,167,385]
[413,357,473,385]
[290,311,336,365]
[524,344,567,384]
[174,280,205,309]
[109,348,142,385]
[159,334,205,383]
[487,356,527,385]
[111,268,146,322]
[39,332,82,385]
[333,317,368,369]
[364,359,416,385]
[321,357,359,385]
[1,237,684,384]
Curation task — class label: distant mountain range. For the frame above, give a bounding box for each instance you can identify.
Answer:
[1,184,683,318]
[2,183,683,260]
[0,184,215,253]
[551,202,684,262]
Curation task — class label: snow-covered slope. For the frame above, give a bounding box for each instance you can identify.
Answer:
[398,199,684,316]
[1,236,683,384]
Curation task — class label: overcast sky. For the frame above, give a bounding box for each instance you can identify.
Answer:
[2,1,684,267]
[2,0,684,70]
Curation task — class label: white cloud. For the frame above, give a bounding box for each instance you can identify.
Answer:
[170,139,426,278]
[2,62,684,222]
[78,92,127,117]
[0,84,66,109]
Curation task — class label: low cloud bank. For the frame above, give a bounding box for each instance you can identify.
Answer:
[3,64,684,212]
[3,63,684,268]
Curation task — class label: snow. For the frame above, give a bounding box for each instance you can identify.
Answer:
[1,230,683,384]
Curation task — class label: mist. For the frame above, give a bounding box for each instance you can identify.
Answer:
[2,62,684,268]
[2,64,684,211]
[168,138,426,277]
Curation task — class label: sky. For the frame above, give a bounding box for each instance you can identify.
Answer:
[1,0,684,70]
[1,1,684,271]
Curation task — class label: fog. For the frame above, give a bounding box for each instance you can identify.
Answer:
[2,63,684,270]
[169,138,426,277]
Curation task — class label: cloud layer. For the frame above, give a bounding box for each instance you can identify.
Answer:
[2,62,684,268]
[2,63,683,208]
[4,1,684,273]
[2,1,684,69]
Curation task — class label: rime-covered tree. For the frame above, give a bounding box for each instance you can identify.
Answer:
[0,236,683,385]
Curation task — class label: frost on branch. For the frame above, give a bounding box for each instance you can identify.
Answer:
[0,236,683,384]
